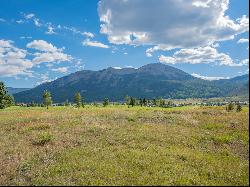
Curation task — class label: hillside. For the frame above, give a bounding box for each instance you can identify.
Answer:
[7,87,30,95]
[13,63,249,103]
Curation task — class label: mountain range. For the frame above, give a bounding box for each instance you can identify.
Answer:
[13,63,249,103]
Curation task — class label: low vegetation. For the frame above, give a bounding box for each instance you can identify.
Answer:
[0,105,248,185]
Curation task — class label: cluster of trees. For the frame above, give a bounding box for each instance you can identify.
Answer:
[226,102,242,112]
[0,82,14,109]
[42,91,85,109]
[124,95,173,107]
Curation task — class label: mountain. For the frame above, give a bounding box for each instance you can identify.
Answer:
[13,63,249,103]
[7,87,30,95]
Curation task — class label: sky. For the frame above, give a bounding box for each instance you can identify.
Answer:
[0,0,249,88]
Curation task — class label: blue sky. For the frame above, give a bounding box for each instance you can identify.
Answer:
[0,0,249,88]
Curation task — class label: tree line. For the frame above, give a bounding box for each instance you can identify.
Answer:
[0,81,244,112]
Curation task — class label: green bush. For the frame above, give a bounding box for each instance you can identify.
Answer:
[32,132,54,146]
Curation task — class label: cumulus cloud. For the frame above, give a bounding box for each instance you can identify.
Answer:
[82,39,109,48]
[27,40,60,52]
[191,73,230,81]
[0,40,33,77]
[98,0,249,52]
[237,38,249,44]
[27,40,72,64]
[158,46,247,67]
[0,39,76,78]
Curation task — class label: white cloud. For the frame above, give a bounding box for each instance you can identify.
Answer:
[27,40,72,64]
[237,38,249,44]
[0,18,6,22]
[52,67,68,73]
[158,46,247,67]
[82,39,109,48]
[35,73,56,86]
[16,20,24,24]
[0,39,76,78]
[33,18,42,27]
[240,59,249,66]
[45,23,56,35]
[125,65,134,68]
[0,39,33,77]
[112,66,122,69]
[24,13,35,19]
[27,40,59,52]
[82,32,95,38]
[63,26,94,38]
[191,73,230,81]
[98,0,249,52]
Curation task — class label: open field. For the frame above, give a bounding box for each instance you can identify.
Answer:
[0,106,249,186]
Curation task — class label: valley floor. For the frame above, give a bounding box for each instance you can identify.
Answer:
[0,106,249,185]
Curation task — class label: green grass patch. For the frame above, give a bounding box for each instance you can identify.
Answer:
[32,132,54,146]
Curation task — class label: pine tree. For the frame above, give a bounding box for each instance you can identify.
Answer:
[74,92,82,108]
[64,99,70,106]
[43,90,52,109]
[103,98,109,107]
[125,95,130,105]
[236,103,242,112]
[130,97,136,107]
[226,102,234,112]
[143,98,147,106]
[139,98,143,107]
[0,82,14,109]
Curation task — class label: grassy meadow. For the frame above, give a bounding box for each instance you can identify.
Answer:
[0,105,249,185]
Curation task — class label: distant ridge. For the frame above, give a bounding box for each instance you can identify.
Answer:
[13,63,249,103]
[7,87,30,95]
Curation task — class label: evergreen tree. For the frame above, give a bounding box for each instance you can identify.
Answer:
[125,95,130,105]
[103,98,109,107]
[159,98,165,107]
[130,97,136,107]
[226,102,234,112]
[0,82,14,109]
[153,98,157,106]
[143,98,147,106]
[43,90,52,109]
[74,92,82,108]
[236,103,242,112]
[139,98,143,107]
[64,99,70,106]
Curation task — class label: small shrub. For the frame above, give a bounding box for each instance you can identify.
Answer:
[226,102,234,112]
[32,132,54,146]
[127,117,136,122]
